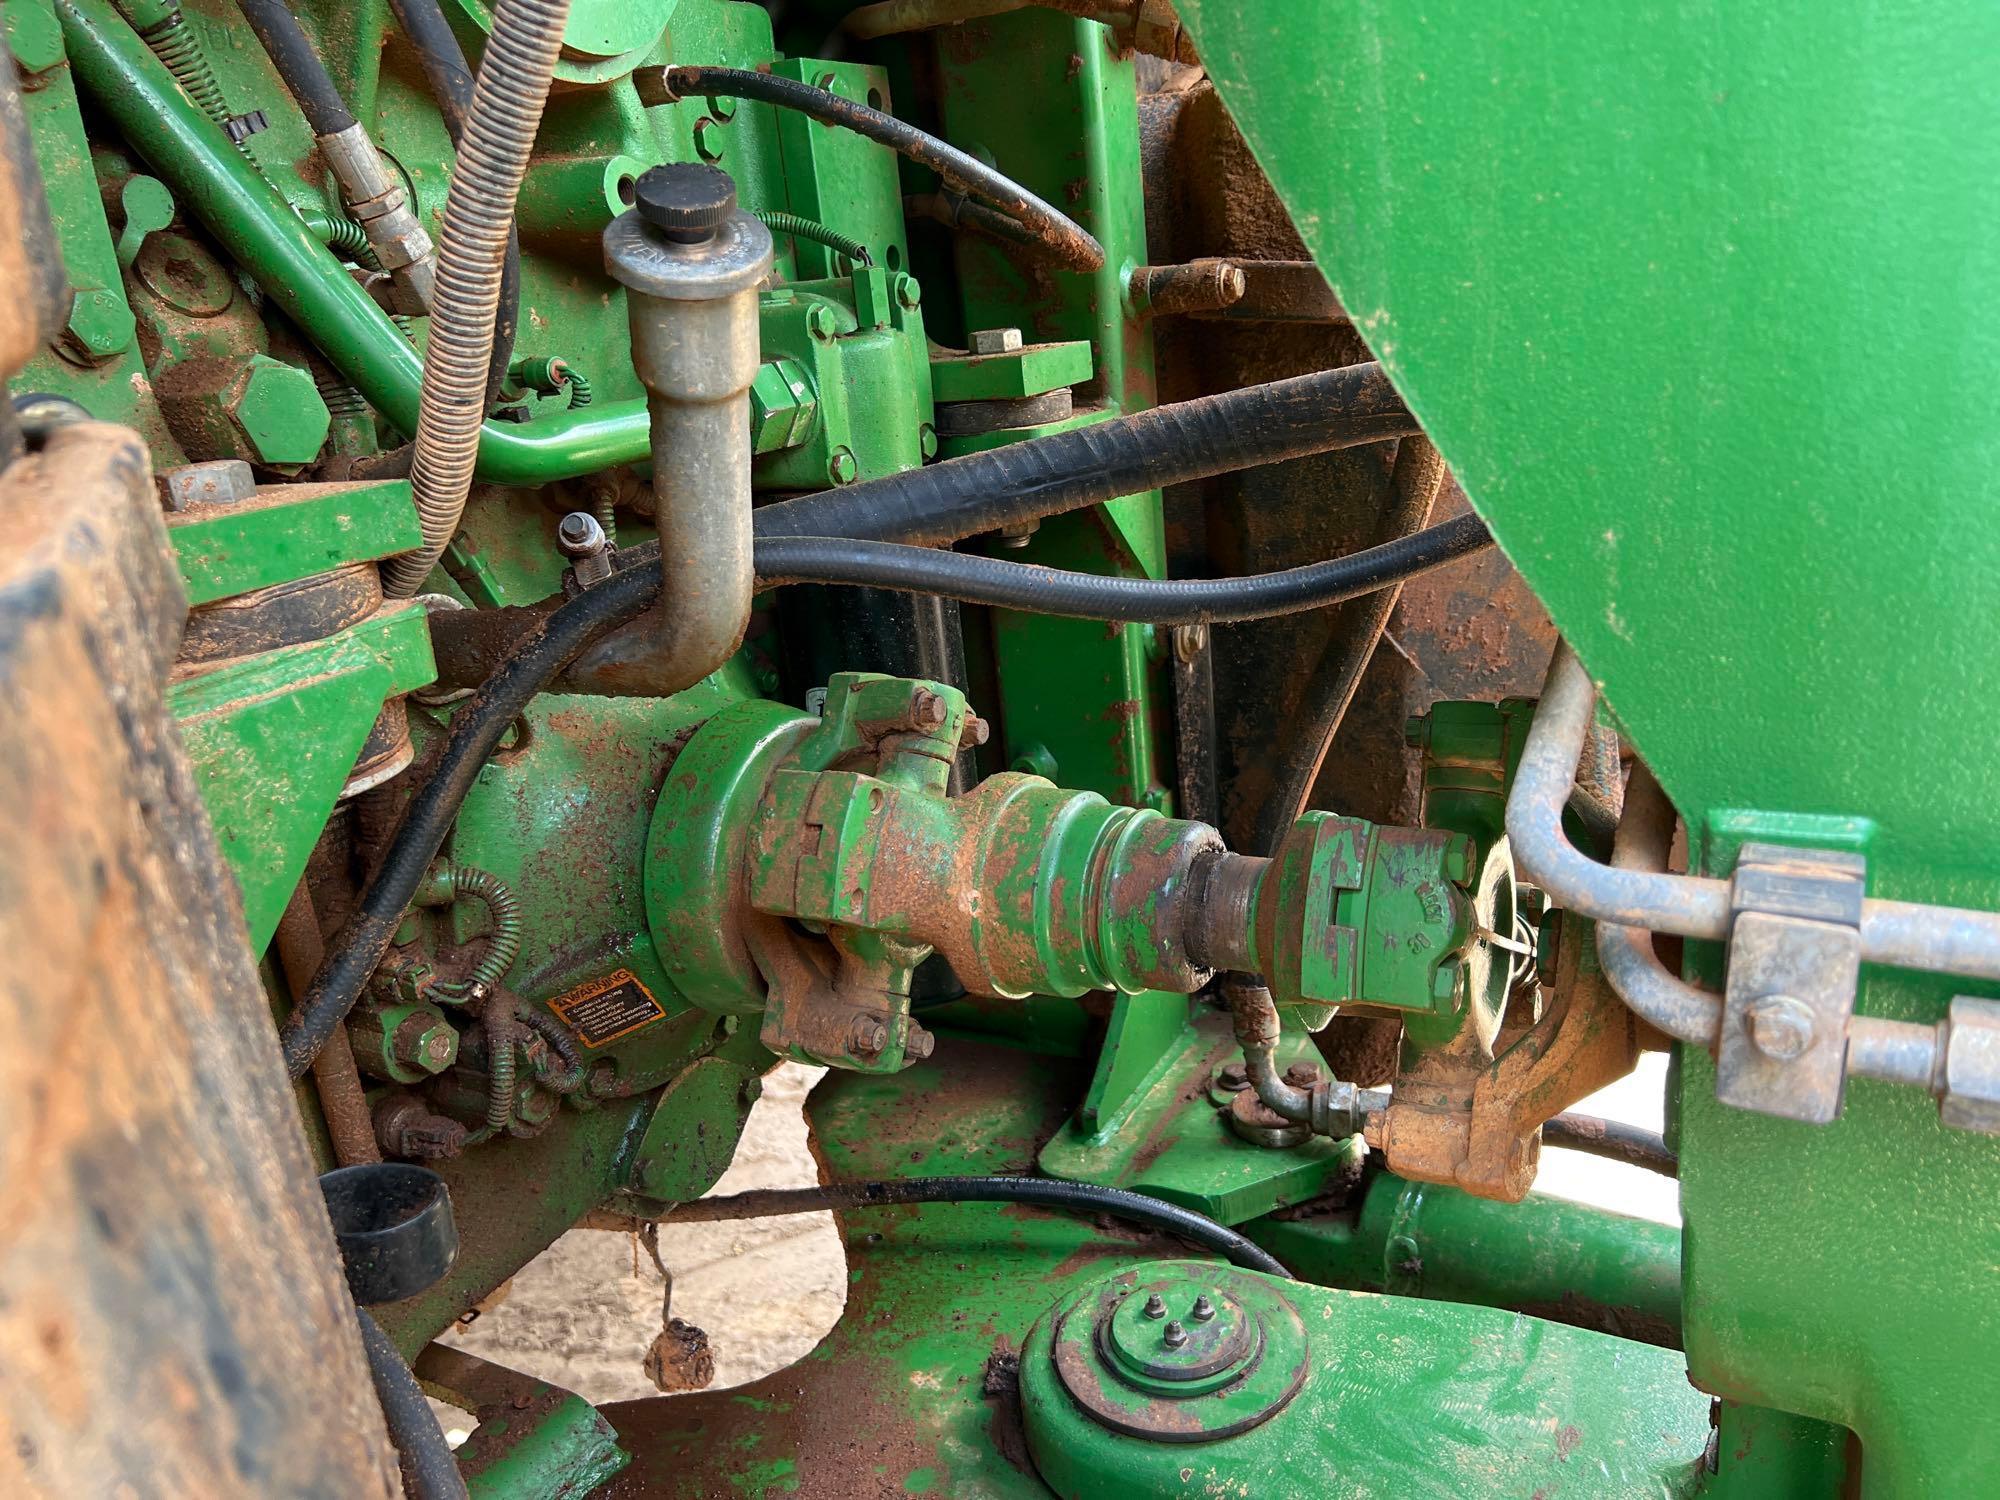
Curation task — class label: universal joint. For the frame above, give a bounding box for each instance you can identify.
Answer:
[646,673,1481,1074]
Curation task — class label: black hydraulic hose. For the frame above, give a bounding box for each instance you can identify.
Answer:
[1249,433,1449,855]
[752,515,1494,627]
[279,562,659,1079]
[356,1307,469,1500]
[382,0,521,399]
[754,361,1417,547]
[656,1176,1294,1279]
[234,0,356,137]
[651,65,1105,274]
[1544,1112,1679,1179]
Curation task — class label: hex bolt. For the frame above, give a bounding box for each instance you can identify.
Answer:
[1190,1294,1216,1323]
[1217,1060,1250,1092]
[970,327,1024,355]
[806,303,841,342]
[390,1014,457,1076]
[895,275,923,311]
[557,510,612,587]
[848,1014,889,1057]
[163,458,257,511]
[906,1027,936,1061]
[827,446,859,484]
[911,688,949,727]
[1141,1293,1167,1320]
[1162,1320,1189,1349]
[1283,1060,1323,1087]
[959,715,991,750]
[1745,994,1816,1062]
[1172,622,1208,665]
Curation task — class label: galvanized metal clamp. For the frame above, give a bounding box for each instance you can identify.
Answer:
[1717,844,1865,1124]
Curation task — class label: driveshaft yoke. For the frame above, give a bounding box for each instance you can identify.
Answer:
[646,673,1476,1070]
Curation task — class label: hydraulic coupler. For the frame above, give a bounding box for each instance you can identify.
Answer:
[646,674,1484,1071]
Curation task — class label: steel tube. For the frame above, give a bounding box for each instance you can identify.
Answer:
[1846,1015,1945,1090]
[583,196,772,695]
[1506,644,1733,939]
[1513,642,2000,989]
[57,0,650,485]
[1594,765,1724,1046]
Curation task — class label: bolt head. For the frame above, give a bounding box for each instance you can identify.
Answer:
[62,288,134,361]
[632,162,735,241]
[906,1027,936,1061]
[164,459,257,510]
[848,1015,889,1057]
[911,687,948,727]
[1745,994,1816,1062]
[225,353,330,467]
[827,446,859,485]
[1216,1060,1250,1092]
[391,1013,458,1075]
[895,275,923,310]
[807,303,840,342]
[557,510,607,557]
[969,327,1024,355]
[918,422,939,460]
[1283,1060,1322,1087]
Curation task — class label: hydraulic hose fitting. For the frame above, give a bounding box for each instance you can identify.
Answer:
[579,164,773,695]
[318,123,436,314]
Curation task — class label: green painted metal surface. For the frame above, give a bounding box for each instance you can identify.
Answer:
[1175,4,2000,1490]
[608,1036,1708,1497]
[1249,1168,1682,1349]
[1041,1008,1363,1224]
[1020,1261,1706,1499]
[165,480,420,605]
[170,602,434,950]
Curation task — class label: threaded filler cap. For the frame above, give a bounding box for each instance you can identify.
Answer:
[633,163,737,243]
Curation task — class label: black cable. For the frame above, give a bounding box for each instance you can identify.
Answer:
[305,361,1424,1065]
[279,562,659,1079]
[234,0,356,137]
[653,65,1105,274]
[755,361,1416,548]
[656,1176,1294,1278]
[381,0,520,400]
[753,515,1493,627]
[1544,1112,1678,1178]
[1249,434,1448,855]
[355,1307,469,1500]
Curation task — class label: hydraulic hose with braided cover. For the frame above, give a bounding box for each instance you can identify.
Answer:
[383,0,571,596]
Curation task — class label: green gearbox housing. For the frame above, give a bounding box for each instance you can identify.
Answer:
[647,672,1484,1071]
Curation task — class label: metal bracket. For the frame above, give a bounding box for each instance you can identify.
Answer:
[1716,843,1865,1124]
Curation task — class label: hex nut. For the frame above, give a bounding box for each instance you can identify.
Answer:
[1942,996,2000,1135]
[164,459,257,510]
[748,357,818,455]
[969,327,1024,355]
[391,1013,458,1075]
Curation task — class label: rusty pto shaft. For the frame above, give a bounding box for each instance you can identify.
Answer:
[647,674,1479,1072]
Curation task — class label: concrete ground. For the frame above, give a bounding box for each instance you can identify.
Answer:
[434,1051,1676,1437]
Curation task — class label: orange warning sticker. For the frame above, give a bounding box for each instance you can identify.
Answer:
[548,968,666,1048]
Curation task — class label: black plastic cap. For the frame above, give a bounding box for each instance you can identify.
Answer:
[321,1163,459,1305]
[633,163,737,243]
